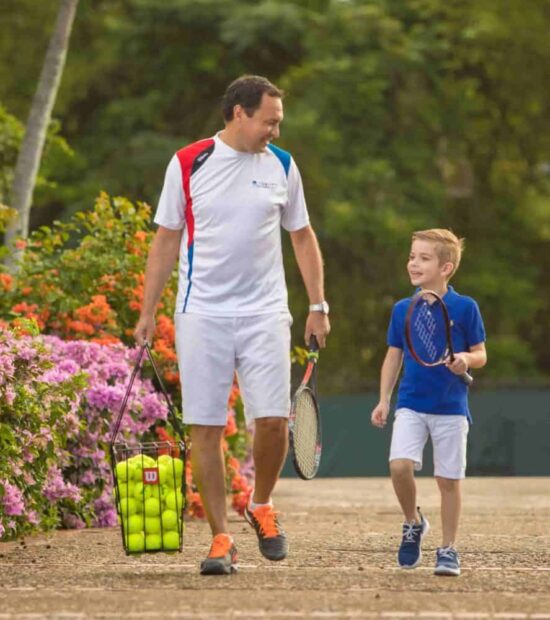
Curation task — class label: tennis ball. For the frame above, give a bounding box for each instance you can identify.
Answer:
[134,482,156,500]
[126,514,144,534]
[118,497,138,518]
[164,490,184,511]
[145,534,162,551]
[142,454,157,467]
[162,531,180,551]
[145,497,161,517]
[144,516,161,534]
[172,458,184,481]
[117,481,136,499]
[126,532,145,553]
[115,460,131,482]
[161,509,178,531]
[158,464,169,485]
[157,454,173,466]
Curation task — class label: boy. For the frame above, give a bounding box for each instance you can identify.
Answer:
[371,229,487,576]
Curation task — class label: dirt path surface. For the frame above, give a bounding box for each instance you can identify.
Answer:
[1,478,549,619]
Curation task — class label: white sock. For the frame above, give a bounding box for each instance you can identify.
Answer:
[248,496,273,512]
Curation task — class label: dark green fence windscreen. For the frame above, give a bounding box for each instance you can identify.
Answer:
[282,391,550,477]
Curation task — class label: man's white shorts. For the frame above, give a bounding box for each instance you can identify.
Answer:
[389,408,469,479]
[174,312,292,426]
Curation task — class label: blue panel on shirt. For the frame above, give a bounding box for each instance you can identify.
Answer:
[267,143,291,177]
[387,286,486,419]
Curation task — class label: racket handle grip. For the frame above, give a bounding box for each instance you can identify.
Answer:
[461,371,474,386]
[309,335,319,352]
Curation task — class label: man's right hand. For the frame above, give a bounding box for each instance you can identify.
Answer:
[371,401,390,429]
[134,314,156,346]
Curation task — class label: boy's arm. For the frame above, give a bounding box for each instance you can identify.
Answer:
[447,342,487,376]
[371,346,403,428]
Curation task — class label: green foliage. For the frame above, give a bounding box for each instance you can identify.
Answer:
[1,0,550,387]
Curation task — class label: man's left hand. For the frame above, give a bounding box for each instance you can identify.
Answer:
[305,312,331,348]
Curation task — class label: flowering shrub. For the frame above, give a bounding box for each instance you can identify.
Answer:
[0,194,254,533]
[0,327,85,539]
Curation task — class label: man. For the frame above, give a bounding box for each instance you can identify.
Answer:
[134,75,330,575]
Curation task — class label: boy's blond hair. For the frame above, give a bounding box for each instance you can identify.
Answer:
[412,228,465,278]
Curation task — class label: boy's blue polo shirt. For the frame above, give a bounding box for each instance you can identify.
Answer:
[387,286,486,419]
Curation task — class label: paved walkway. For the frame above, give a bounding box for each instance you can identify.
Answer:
[1,478,549,619]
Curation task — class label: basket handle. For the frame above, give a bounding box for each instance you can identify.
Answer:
[110,343,185,447]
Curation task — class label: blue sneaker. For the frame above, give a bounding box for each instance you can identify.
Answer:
[398,508,430,568]
[434,546,461,576]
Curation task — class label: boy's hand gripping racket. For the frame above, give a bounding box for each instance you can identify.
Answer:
[405,290,473,386]
[289,335,322,480]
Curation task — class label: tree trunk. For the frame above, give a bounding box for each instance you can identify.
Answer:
[4,0,79,263]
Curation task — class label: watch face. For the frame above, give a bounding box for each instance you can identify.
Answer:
[322,301,330,314]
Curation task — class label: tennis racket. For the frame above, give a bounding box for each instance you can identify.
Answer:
[289,335,322,480]
[405,289,473,386]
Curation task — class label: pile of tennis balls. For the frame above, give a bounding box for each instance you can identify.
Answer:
[115,453,185,553]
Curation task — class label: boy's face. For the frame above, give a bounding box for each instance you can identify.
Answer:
[407,239,453,289]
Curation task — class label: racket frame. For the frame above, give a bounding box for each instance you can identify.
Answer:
[405,289,473,386]
[288,336,322,480]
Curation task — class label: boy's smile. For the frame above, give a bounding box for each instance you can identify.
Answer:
[407,239,451,292]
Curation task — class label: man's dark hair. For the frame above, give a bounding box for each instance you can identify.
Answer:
[222,75,284,122]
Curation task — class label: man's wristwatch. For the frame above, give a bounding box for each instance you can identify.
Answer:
[309,301,330,315]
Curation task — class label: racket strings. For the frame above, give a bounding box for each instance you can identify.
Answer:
[413,301,447,362]
[292,390,319,478]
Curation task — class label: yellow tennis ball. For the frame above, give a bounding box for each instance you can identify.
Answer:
[126,532,145,553]
[172,458,184,481]
[164,490,184,512]
[145,498,161,517]
[144,516,161,534]
[161,509,178,531]
[118,497,138,518]
[162,531,180,551]
[145,534,162,551]
[133,482,150,500]
[115,460,131,482]
[157,454,173,466]
[126,514,144,534]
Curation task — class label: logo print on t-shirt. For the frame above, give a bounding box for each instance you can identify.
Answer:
[252,180,278,189]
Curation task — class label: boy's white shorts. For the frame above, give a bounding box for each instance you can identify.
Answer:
[389,407,469,479]
[174,312,292,426]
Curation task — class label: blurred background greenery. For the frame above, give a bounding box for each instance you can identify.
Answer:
[1,0,549,392]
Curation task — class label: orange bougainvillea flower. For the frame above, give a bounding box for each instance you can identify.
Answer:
[155,314,175,345]
[224,413,237,437]
[11,302,38,314]
[91,332,121,346]
[232,489,252,517]
[134,231,148,243]
[154,338,177,362]
[164,371,180,384]
[75,295,113,326]
[66,320,95,336]
[21,287,32,296]
[14,239,27,250]
[0,273,12,291]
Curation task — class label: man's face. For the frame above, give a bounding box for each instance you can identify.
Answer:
[233,94,283,153]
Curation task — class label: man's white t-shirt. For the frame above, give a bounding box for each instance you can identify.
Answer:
[154,133,310,316]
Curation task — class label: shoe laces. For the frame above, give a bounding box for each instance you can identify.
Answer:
[438,545,457,560]
[402,521,421,543]
[252,505,281,538]
[208,533,233,558]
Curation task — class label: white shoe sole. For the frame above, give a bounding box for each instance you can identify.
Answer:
[434,566,460,576]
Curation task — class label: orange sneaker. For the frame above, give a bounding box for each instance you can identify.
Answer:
[244,504,289,561]
[200,533,238,575]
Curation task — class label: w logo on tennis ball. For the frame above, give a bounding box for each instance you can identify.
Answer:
[143,468,159,485]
